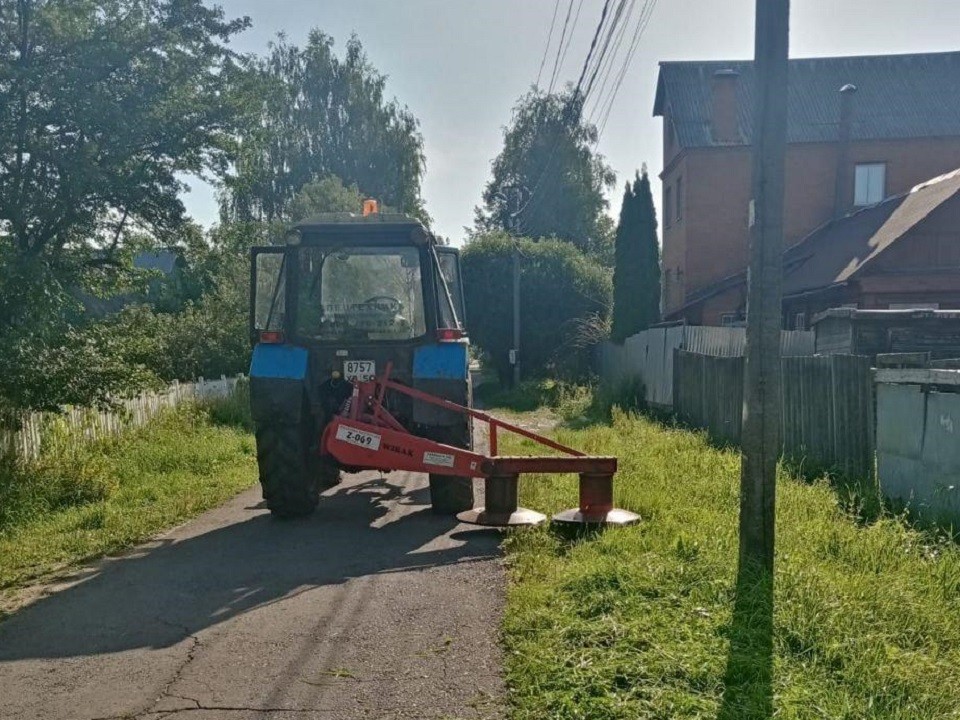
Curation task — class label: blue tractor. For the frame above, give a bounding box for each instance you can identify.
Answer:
[248,211,473,518]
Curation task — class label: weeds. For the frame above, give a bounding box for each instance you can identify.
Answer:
[0,397,256,594]
[502,409,960,719]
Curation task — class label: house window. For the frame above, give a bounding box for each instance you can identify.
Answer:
[794,312,806,330]
[720,312,742,327]
[854,163,886,206]
[664,186,673,228]
[676,176,683,222]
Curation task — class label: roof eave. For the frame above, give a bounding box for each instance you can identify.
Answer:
[652,69,667,117]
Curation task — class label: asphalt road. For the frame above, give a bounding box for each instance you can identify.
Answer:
[0,472,506,720]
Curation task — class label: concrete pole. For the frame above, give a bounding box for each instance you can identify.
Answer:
[512,245,521,387]
[739,0,790,574]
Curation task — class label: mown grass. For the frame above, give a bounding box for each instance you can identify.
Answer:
[0,397,257,596]
[501,409,960,719]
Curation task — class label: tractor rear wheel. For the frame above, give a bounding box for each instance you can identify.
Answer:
[428,423,475,515]
[257,417,320,519]
[319,454,341,488]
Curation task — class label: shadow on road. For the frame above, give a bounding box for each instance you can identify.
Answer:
[717,561,774,720]
[0,473,498,661]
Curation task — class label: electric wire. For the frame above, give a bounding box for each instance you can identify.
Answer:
[595,0,658,141]
[582,0,631,101]
[536,0,563,88]
[550,0,585,94]
[547,0,576,94]
[584,0,640,123]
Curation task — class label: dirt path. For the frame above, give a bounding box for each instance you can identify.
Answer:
[0,469,506,719]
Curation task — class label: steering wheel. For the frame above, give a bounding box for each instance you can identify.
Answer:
[362,295,403,313]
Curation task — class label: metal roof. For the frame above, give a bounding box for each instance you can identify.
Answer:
[292,213,430,244]
[654,51,960,147]
[665,169,960,318]
[783,169,960,295]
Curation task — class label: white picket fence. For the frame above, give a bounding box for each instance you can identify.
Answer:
[0,375,243,462]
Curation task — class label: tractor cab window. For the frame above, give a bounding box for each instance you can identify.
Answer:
[297,246,427,342]
[253,251,286,332]
[435,248,465,330]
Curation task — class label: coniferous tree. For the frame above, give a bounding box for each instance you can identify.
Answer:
[610,168,661,342]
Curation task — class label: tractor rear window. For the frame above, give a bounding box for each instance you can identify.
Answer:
[296,246,427,342]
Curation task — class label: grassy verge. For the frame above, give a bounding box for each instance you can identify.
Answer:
[0,396,257,598]
[476,378,596,420]
[502,409,960,719]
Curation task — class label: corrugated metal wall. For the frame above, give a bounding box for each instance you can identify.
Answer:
[597,326,815,408]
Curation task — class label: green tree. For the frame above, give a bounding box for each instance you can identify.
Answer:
[475,90,616,258]
[0,0,250,410]
[611,169,661,342]
[462,232,612,383]
[222,32,427,224]
[289,177,364,221]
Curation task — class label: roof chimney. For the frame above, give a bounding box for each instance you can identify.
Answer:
[710,69,741,144]
[834,83,858,217]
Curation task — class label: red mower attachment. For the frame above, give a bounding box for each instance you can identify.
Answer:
[320,363,639,527]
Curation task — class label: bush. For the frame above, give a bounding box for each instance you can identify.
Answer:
[462,232,611,382]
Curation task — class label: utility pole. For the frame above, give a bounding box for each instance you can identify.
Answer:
[504,186,524,388]
[739,0,790,574]
[512,244,521,387]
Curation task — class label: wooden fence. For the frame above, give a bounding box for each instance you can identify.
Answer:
[0,375,242,462]
[674,351,875,478]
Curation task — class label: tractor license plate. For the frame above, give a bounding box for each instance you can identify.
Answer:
[344,360,376,382]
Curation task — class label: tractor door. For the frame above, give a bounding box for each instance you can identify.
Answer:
[250,247,290,345]
[435,247,466,334]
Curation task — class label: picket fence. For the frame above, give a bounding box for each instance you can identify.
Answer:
[0,375,243,462]
[673,351,875,479]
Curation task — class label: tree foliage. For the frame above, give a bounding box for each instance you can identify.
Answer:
[0,0,249,261]
[611,170,661,342]
[222,31,427,224]
[288,176,364,222]
[476,90,616,258]
[0,0,250,410]
[461,233,612,382]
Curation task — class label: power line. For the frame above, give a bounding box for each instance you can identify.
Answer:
[551,0,585,94]
[595,0,659,141]
[547,0,576,94]
[517,0,636,232]
[536,0,563,88]
[572,0,614,100]
[584,0,640,122]
[582,0,632,101]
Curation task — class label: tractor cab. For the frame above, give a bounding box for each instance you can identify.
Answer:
[248,211,474,518]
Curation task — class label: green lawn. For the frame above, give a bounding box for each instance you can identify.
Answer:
[0,400,257,599]
[502,409,960,720]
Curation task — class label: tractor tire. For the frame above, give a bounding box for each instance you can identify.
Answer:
[318,454,342,488]
[428,422,475,515]
[256,418,320,519]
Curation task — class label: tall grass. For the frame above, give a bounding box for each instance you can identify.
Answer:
[0,396,256,595]
[502,410,960,719]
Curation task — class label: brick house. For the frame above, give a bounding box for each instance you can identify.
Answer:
[676,169,960,329]
[653,51,960,325]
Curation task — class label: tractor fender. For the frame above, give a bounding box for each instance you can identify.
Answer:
[249,344,309,425]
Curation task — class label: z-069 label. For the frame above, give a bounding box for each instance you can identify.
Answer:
[335,425,381,451]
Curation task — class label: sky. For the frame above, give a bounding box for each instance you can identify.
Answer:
[183,0,960,245]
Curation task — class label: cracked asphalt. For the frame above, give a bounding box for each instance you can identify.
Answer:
[0,469,506,720]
